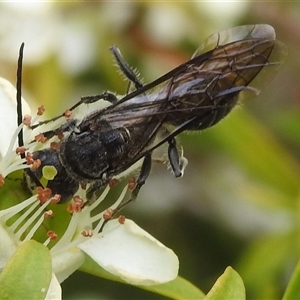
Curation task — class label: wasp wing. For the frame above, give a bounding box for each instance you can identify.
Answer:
[191,23,277,58]
[96,25,286,125]
[91,24,285,123]
[83,24,286,171]
[115,24,284,105]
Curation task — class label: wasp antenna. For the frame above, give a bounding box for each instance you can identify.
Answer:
[17,42,25,150]
[16,43,44,189]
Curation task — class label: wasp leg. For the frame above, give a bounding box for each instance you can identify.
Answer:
[87,153,152,218]
[98,153,152,232]
[80,91,118,105]
[30,92,118,129]
[168,138,183,177]
[131,153,152,201]
[112,153,152,214]
[36,119,77,141]
[110,45,143,90]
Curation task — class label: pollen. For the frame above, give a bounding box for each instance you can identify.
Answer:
[109,178,119,188]
[81,229,93,237]
[103,208,114,220]
[35,133,48,143]
[37,186,52,203]
[15,146,26,155]
[67,196,84,213]
[50,141,60,150]
[64,109,72,119]
[47,230,58,241]
[57,130,64,140]
[23,114,32,126]
[118,215,126,224]
[44,210,54,218]
[31,158,41,170]
[25,152,34,165]
[51,194,61,204]
[128,177,136,190]
[37,105,45,116]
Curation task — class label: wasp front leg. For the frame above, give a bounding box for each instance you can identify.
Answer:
[80,91,118,106]
[30,91,119,130]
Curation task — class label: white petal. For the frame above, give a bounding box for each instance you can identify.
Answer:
[45,273,61,300]
[0,225,18,271]
[78,219,179,285]
[0,77,31,156]
[52,248,85,283]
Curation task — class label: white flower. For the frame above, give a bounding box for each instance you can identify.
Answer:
[0,77,179,295]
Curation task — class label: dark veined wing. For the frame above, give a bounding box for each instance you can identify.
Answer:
[117,24,282,103]
[191,23,279,58]
[93,24,286,127]
[158,32,286,130]
[85,24,286,169]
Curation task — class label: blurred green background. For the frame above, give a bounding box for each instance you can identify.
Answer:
[1,2,300,299]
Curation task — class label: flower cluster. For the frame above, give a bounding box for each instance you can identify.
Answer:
[0,78,178,299]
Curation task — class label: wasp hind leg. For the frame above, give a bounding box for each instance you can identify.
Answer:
[81,45,144,107]
[113,153,152,214]
[116,138,188,212]
[168,138,188,177]
[110,45,143,90]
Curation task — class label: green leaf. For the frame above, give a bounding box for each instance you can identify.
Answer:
[204,267,245,300]
[202,110,300,209]
[270,109,300,148]
[80,254,205,299]
[282,257,300,300]
[0,240,52,300]
[141,276,205,300]
[237,233,295,298]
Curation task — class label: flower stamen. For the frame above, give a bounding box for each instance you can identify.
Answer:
[23,114,32,127]
[37,105,45,116]
[118,215,126,224]
[35,133,47,143]
[50,212,82,253]
[15,197,52,241]
[6,197,40,232]
[64,109,72,119]
[81,229,93,237]
[108,178,119,188]
[51,194,61,204]
[128,177,136,190]
[93,184,128,233]
[103,208,114,220]
[44,230,58,246]
[16,146,26,155]
[7,132,22,157]
[67,196,84,213]
[44,210,53,218]
[37,187,52,203]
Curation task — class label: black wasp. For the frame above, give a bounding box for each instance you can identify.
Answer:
[24,24,286,208]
